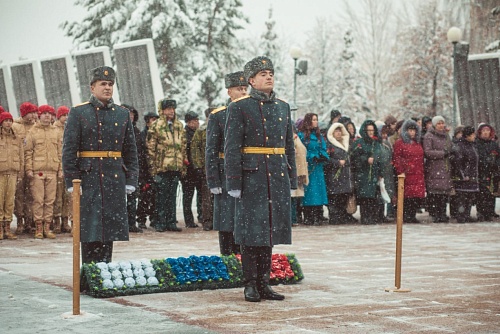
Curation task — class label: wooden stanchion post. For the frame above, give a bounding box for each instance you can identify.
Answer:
[385,174,411,293]
[72,179,81,315]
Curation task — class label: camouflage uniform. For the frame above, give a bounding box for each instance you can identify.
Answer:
[12,112,36,233]
[52,116,71,233]
[147,104,186,232]
[24,114,62,239]
[0,112,23,240]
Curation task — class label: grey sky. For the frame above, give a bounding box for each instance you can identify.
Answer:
[0,0,345,65]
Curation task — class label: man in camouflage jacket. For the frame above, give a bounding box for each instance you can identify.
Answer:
[147,99,186,232]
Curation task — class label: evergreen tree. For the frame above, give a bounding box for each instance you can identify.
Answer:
[391,0,453,119]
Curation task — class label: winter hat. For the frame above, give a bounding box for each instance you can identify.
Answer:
[143,111,159,122]
[453,125,464,138]
[0,112,13,125]
[432,115,445,126]
[244,56,274,82]
[19,102,38,117]
[225,71,248,88]
[56,106,69,119]
[122,104,139,124]
[384,115,397,126]
[158,99,176,111]
[184,111,199,123]
[295,118,304,130]
[90,66,115,85]
[38,104,56,116]
[462,126,475,138]
[330,109,341,121]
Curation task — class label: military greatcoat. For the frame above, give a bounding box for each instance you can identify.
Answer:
[224,89,297,247]
[206,102,236,232]
[62,96,139,242]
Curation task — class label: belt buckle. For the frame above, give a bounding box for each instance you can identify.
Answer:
[273,148,278,154]
[107,151,112,158]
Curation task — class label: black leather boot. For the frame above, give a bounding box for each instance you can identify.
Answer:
[258,284,285,300]
[244,281,261,302]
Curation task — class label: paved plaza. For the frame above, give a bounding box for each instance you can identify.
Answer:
[0,212,499,333]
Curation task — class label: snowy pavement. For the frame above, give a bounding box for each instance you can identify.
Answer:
[1,212,499,333]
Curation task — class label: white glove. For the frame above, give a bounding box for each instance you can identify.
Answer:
[126,185,136,194]
[210,187,222,194]
[67,186,82,194]
[228,189,241,198]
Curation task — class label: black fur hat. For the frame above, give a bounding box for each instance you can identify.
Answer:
[90,66,115,85]
[244,56,274,82]
[225,71,248,88]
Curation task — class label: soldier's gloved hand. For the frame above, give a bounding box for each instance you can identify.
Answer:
[126,185,136,194]
[210,187,222,195]
[228,189,241,198]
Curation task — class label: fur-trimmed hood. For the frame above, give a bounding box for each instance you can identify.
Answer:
[400,119,421,143]
[327,122,350,151]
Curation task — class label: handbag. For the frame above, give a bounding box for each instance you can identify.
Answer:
[346,194,357,214]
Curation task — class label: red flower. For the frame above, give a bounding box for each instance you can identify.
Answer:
[38,172,43,177]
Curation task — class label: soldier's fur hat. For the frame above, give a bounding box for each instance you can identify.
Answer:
[225,71,248,88]
[144,111,159,122]
[90,66,116,85]
[158,99,177,111]
[244,56,274,82]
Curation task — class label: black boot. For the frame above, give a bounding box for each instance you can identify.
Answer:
[257,276,285,300]
[241,246,261,302]
[302,207,314,225]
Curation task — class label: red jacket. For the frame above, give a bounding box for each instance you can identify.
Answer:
[393,138,426,198]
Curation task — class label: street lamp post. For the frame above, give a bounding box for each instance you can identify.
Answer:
[289,46,303,108]
[447,27,462,129]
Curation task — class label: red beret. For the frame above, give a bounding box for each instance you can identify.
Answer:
[19,102,38,117]
[56,106,70,119]
[0,112,13,125]
[38,104,56,116]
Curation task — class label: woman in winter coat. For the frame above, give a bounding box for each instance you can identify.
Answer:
[350,120,382,224]
[392,120,426,223]
[324,122,356,224]
[298,113,329,225]
[291,125,309,226]
[450,126,479,223]
[475,123,500,221]
[423,116,453,223]
[449,125,464,219]
[379,124,396,221]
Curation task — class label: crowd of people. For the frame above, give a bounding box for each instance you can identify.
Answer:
[292,110,500,226]
[2,59,499,303]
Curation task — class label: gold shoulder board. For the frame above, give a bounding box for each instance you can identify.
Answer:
[232,95,251,103]
[211,106,227,114]
[74,101,90,107]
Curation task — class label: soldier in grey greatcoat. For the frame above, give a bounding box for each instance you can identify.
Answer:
[225,56,297,302]
[62,66,139,263]
[206,71,248,255]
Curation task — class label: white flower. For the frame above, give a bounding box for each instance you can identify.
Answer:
[119,261,132,270]
[122,269,134,278]
[100,270,112,280]
[113,278,124,289]
[107,262,119,271]
[124,277,136,288]
[144,267,156,278]
[136,276,147,286]
[102,279,114,289]
[141,259,153,267]
[147,277,159,286]
[96,262,108,271]
[130,260,142,269]
[133,268,145,278]
[111,270,122,280]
